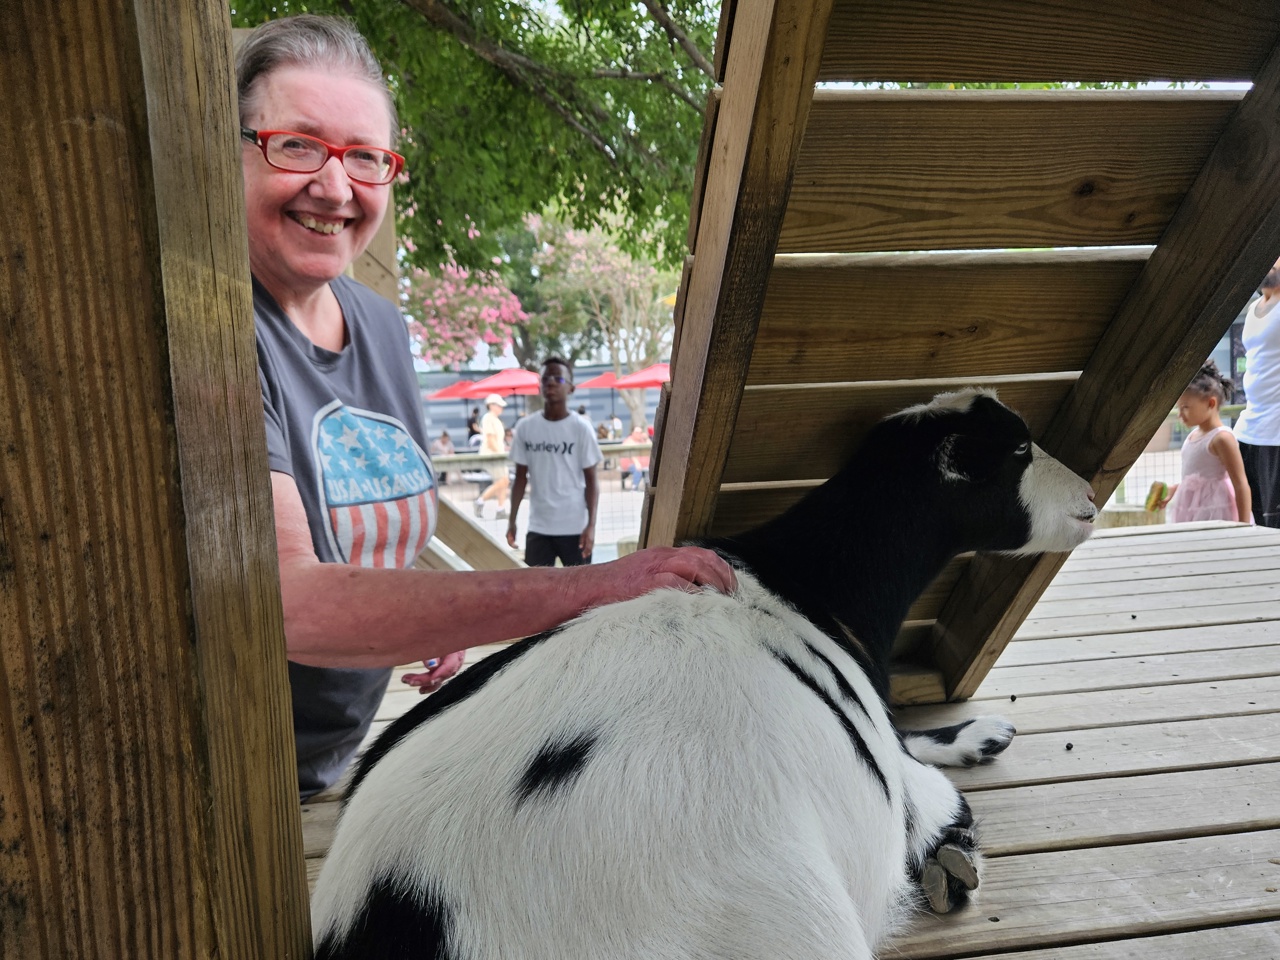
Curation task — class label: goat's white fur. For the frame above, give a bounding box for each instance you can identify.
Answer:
[1011,444,1096,555]
[313,576,972,959]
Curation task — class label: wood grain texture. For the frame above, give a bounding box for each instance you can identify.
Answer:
[820,0,1280,83]
[999,620,1280,670]
[723,373,1076,483]
[749,249,1147,385]
[889,830,1280,957]
[0,2,307,957]
[960,923,1280,960]
[966,765,1280,857]
[434,497,525,570]
[901,676,1280,738]
[931,41,1280,700]
[780,90,1241,254]
[644,0,836,546]
[351,188,398,303]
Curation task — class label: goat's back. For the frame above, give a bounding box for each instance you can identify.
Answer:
[313,577,914,960]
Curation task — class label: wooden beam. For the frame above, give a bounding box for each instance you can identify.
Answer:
[1,1,308,957]
[351,195,399,303]
[820,0,1280,84]
[724,373,1076,483]
[780,89,1241,253]
[644,0,836,546]
[750,248,1148,385]
[433,498,524,570]
[931,37,1280,700]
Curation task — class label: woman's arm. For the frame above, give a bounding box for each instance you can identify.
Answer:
[272,472,735,668]
[1210,431,1253,523]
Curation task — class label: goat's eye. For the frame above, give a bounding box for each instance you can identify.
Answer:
[1014,442,1031,456]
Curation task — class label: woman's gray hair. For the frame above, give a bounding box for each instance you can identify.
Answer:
[236,14,399,144]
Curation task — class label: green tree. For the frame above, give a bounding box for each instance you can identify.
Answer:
[496,223,604,371]
[230,0,718,270]
[532,216,676,430]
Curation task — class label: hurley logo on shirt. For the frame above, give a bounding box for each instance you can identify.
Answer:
[522,440,576,455]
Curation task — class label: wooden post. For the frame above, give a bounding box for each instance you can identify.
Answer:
[1,2,310,957]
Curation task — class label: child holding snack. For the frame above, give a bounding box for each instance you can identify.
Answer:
[1157,362,1252,523]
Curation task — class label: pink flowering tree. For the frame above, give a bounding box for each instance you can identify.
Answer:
[403,258,528,369]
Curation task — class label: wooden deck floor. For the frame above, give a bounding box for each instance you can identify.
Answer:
[301,522,1280,957]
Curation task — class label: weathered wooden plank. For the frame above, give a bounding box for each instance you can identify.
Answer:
[930,40,1280,699]
[1064,525,1272,556]
[946,715,1280,791]
[962,922,1280,960]
[434,497,525,570]
[749,249,1146,385]
[888,830,1280,958]
[780,90,1240,254]
[685,91,720,254]
[644,0,837,546]
[1050,543,1280,582]
[820,0,1280,84]
[350,190,398,302]
[0,2,307,957]
[900,676,1280,736]
[997,621,1280,669]
[1016,600,1279,641]
[302,800,342,860]
[1043,566,1280,603]
[971,645,1280,699]
[1029,582,1280,620]
[723,373,1076,483]
[966,765,1280,857]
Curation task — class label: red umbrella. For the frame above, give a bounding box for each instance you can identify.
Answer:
[459,368,542,398]
[576,370,618,390]
[612,363,670,390]
[427,379,475,400]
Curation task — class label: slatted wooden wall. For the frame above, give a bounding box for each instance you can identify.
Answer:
[645,0,1280,703]
[2,3,309,956]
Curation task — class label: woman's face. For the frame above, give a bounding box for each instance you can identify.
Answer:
[241,65,394,301]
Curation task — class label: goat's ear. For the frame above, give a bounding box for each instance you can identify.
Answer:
[935,433,1007,483]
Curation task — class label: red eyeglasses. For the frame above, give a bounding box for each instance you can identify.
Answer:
[241,127,405,186]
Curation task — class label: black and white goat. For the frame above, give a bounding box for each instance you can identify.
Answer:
[311,389,1097,960]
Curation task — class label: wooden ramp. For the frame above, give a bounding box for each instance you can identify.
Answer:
[641,0,1280,703]
[892,521,1280,957]
[303,523,1280,954]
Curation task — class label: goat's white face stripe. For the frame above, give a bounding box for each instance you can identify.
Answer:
[1008,444,1097,555]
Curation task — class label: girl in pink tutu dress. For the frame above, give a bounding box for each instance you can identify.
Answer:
[1160,362,1252,523]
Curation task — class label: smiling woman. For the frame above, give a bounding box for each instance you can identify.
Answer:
[234,14,736,808]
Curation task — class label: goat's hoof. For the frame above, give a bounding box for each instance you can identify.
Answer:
[921,861,952,913]
[937,843,980,890]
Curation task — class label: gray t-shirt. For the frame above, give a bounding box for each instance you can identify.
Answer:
[255,275,438,799]
[510,411,603,535]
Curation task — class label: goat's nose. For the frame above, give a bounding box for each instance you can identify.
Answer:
[1086,487,1097,502]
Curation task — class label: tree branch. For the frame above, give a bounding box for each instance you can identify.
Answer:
[638,0,715,78]
[592,68,702,111]
[400,0,622,164]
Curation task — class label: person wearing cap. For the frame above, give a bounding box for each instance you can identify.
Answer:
[475,393,511,518]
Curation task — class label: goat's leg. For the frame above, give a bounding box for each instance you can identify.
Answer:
[901,716,1014,768]
[901,760,983,914]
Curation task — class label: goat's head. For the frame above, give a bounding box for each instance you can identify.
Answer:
[877,388,1097,555]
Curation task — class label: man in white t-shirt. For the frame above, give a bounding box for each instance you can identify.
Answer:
[507,358,603,565]
[1234,255,1280,528]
